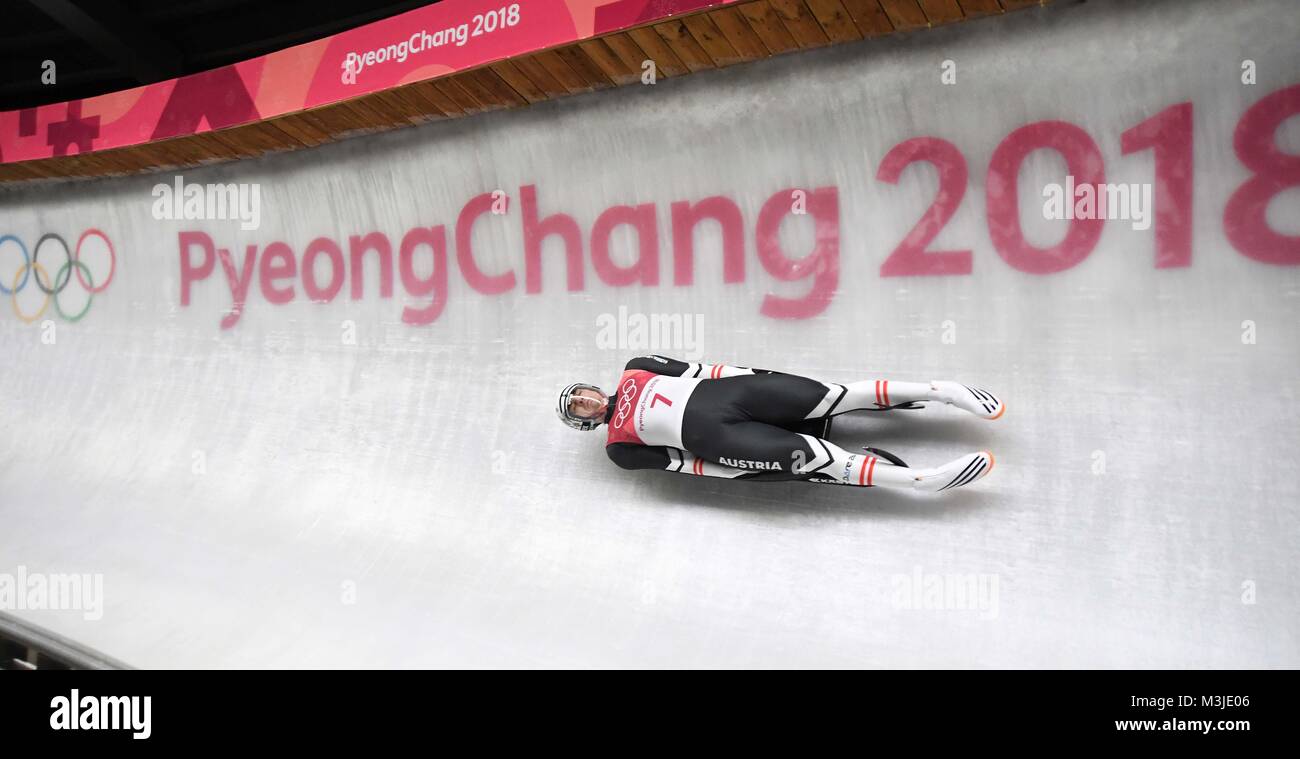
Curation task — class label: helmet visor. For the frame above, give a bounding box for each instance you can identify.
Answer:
[557,383,606,430]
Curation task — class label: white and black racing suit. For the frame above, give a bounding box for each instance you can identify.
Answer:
[604,355,908,487]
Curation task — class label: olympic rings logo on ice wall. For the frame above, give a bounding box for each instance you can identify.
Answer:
[0,230,116,323]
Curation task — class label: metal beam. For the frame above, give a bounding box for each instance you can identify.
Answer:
[0,611,132,670]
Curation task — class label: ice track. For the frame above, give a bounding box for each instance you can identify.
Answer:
[1,0,1297,667]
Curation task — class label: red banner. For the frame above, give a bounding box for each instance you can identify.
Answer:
[0,0,734,164]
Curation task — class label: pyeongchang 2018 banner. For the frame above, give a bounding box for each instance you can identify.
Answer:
[0,0,736,164]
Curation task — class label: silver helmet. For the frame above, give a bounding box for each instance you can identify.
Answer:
[557,382,606,431]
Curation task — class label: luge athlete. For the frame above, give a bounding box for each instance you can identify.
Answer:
[557,356,1004,493]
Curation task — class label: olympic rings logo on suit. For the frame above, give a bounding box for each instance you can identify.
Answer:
[0,229,116,323]
[612,377,638,429]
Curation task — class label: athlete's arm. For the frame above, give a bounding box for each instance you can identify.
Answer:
[623,355,768,379]
[606,443,673,470]
[606,443,818,483]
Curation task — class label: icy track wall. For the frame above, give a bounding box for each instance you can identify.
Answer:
[1,0,1298,668]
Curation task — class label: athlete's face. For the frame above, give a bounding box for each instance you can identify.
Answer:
[569,388,608,419]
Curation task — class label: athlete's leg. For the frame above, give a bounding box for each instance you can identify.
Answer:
[702,371,1005,422]
[829,379,1005,420]
[691,371,1003,428]
[765,375,1006,421]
